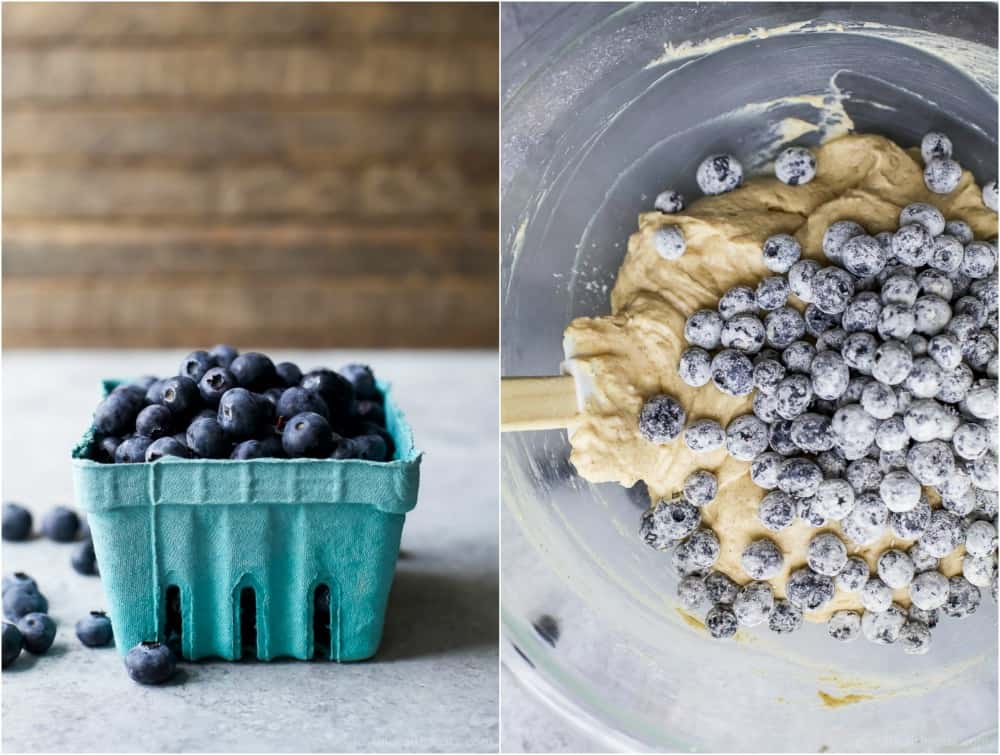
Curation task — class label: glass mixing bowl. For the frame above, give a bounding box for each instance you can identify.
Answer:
[501,3,998,751]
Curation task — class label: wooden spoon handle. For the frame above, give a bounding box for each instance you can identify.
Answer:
[500,375,579,432]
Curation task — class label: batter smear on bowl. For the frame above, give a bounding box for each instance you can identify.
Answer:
[562,133,998,649]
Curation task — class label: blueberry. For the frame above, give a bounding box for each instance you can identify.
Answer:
[764,307,805,349]
[124,641,176,685]
[185,416,231,458]
[914,295,952,336]
[756,276,789,311]
[282,412,335,458]
[135,404,173,439]
[781,340,816,374]
[3,572,36,595]
[683,470,718,507]
[827,610,862,641]
[752,390,780,423]
[159,376,201,417]
[654,189,685,213]
[725,414,769,460]
[861,603,906,644]
[945,219,974,244]
[95,435,121,463]
[144,379,166,406]
[804,304,839,337]
[906,440,955,486]
[638,394,686,443]
[218,388,271,440]
[806,533,848,576]
[762,234,801,273]
[114,436,153,464]
[909,542,940,573]
[962,241,998,279]
[860,577,893,613]
[899,621,933,655]
[965,520,998,557]
[684,309,724,349]
[892,224,933,266]
[823,221,866,264]
[909,605,939,628]
[920,509,965,557]
[983,180,998,211]
[720,315,765,353]
[75,610,113,647]
[351,421,395,459]
[741,537,783,580]
[924,157,962,194]
[710,350,754,396]
[733,581,774,627]
[881,274,920,308]
[354,400,386,427]
[71,538,99,576]
[653,225,687,259]
[788,259,821,302]
[758,491,796,532]
[750,452,784,489]
[842,491,889,545]
[785,567,835,612]
[879,470,921,513]
[230,435,286,460]
[300,369,355,421]
[93,390,143,436]
[753,357,786,394]
[704,571,738,605]
[329,437,360,460]
[767,419,798,456]
[940,575,981,618]
[353,434,388,462]
[876,548,915,589]
[811,267,855,315]
[3,584,48,620]
[717,286,756,320]
[931,234,965,273]
[145,436,191,462]
[835,557,869,592]
[842,235,887,277]
[676,574,709,611]
[774,146,816,185]
[774,374,812,420]
[276,386,330,421]
[696,154,743,195]
[769,599,803,634]
[789,413,834,453]
[16,612,56,654]
[659,497,702,541]
[962,553,996,587]
[41,505,80,542]
[226,352,277,391]
[198,367,238,407]
[3,622,23,668]
[2,503,32,541]
[705,604,739,639]
[179,350,216,383]
[677,346,712,388]
[921,131,952,162]
[683,419,725,453]
[335,362,378,403]
[810,351,850,401]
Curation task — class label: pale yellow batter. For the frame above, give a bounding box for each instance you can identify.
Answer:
[563,134,997,621]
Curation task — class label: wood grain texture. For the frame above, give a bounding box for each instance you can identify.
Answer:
[2,2,499,348]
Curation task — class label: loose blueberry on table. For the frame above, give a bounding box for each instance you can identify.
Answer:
[87,347,392,463]
[636,133,998,651]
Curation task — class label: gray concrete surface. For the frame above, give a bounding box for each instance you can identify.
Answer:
[2,350,498,753]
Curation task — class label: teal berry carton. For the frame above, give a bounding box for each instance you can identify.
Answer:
[71,379,421,662]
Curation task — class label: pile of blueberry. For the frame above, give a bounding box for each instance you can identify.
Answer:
[640,133,998,653]
[3,570,170,683]
[90,346,392,463]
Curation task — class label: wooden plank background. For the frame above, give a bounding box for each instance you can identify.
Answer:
[2,2,498,348]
